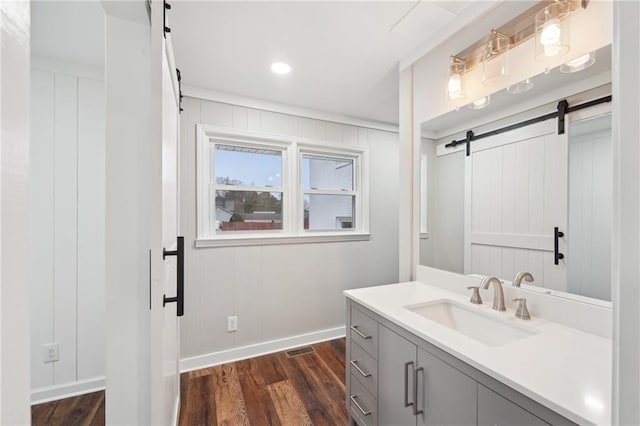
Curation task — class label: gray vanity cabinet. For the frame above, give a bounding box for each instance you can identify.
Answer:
[347,300,577,426]
[478,385,550,426]
[378,324,476,426]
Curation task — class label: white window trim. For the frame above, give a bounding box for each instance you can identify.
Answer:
[196,125,370,247]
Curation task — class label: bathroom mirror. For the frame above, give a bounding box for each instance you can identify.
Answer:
[419,44,612,304]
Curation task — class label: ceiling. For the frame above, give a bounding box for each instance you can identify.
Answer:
[31,1,481,125]
[169,1,478,125]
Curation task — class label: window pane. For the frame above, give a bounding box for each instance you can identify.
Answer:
[304,194,355,230]
[214,190,283,231]
[213,144,282,187]
[302,155,353,190]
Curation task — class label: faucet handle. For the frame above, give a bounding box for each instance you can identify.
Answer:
[513,298,531,320]
[467,286,483,305]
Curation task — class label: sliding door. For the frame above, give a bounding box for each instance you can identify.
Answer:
[464,120,568,291]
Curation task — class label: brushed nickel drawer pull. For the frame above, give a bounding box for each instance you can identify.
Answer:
[404,361,414,408]
[413,366,424,416]
[350,360,372,378]
[350,325,372,340]
[350,395,372,416]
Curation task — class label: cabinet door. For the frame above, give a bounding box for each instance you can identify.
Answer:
[478,384,550,426]
[417,348,477,426]
[378,325,417,426]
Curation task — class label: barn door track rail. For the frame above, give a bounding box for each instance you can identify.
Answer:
[445,95,612,156]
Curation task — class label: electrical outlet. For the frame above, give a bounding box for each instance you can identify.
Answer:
[227,316,238,332]
[43,343,59,363]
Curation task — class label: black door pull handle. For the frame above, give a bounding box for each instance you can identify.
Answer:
[554,227,564,265]
[163,236,184,317]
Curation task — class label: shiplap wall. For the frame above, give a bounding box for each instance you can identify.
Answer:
[568,124,612,300]
[179,96,399,363]
[30,68,105,395]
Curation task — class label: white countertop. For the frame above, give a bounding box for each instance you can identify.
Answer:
[344,281,612,425]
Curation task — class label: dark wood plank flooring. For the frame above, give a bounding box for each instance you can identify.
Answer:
[31,338,347,426]
[31,390,104,426]
[179,338,347,426]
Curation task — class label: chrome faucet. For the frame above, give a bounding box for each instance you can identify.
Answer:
[513,271,534,287]
[481,276,506,311]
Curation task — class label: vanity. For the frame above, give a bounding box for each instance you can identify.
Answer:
[344,266,611,426]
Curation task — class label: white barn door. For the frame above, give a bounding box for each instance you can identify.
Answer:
[150,2,182,424]
[464,120,568,291]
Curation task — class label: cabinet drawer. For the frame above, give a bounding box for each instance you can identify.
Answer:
[350,306,378,358]
[350,342,378,398]
[349,372,378,426]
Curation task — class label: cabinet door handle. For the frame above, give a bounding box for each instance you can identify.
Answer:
[350,360,372,378]
[413,366,424,416]
[404,361,414,408]
[350,325,372,340]
[350,395,372,416]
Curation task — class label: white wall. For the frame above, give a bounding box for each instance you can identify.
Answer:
[30,65,105,400]
[419,142,465,273]
[179,96,399,367]
[568,119,612,301]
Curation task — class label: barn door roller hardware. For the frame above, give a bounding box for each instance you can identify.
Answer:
[445,95,612,156]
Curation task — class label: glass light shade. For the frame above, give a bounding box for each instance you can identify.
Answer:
[506,78,534,94]
[482,33,510,87]
[468,96,490,110]
[447,60,466,100]
[560,51,596,73]
[535,1,571,60]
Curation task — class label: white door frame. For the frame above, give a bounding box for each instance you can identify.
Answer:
[0,2,32,423]
[612,1,640,424]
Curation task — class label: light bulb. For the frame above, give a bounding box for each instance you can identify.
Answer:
[448,73,462,99]
[540,19,562,57]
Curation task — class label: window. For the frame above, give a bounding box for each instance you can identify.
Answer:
[196,126,369,247]
[212,144,285,232]
[301,153,356,231]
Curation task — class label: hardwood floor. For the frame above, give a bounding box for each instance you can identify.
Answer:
[31,390,104,426]
[179,338,347,426]
[31,338,347,426]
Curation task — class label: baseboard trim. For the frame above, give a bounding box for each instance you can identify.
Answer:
[31,376,105,405]
[180,326,346,373]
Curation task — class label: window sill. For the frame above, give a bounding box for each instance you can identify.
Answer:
[195,232,371,248]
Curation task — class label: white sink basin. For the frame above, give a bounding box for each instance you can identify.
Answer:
[405,299,539,347]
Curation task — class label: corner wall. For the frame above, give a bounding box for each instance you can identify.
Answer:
[179,95,399,368]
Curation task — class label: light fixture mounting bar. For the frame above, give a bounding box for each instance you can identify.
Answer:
[453,0,586,72]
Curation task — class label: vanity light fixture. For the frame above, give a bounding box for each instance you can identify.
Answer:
[270,62,291,75]
[468,96,490,110]
[482,30,510,87]
[447,56,466,100]
[506,78,534,94]
[560,51,596,73]
[535,0,571,60]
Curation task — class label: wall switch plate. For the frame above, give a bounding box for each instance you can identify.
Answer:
[227,316,238,332]
[43,343,59,363]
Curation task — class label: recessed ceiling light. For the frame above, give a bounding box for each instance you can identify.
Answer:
[271,62,291,75]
